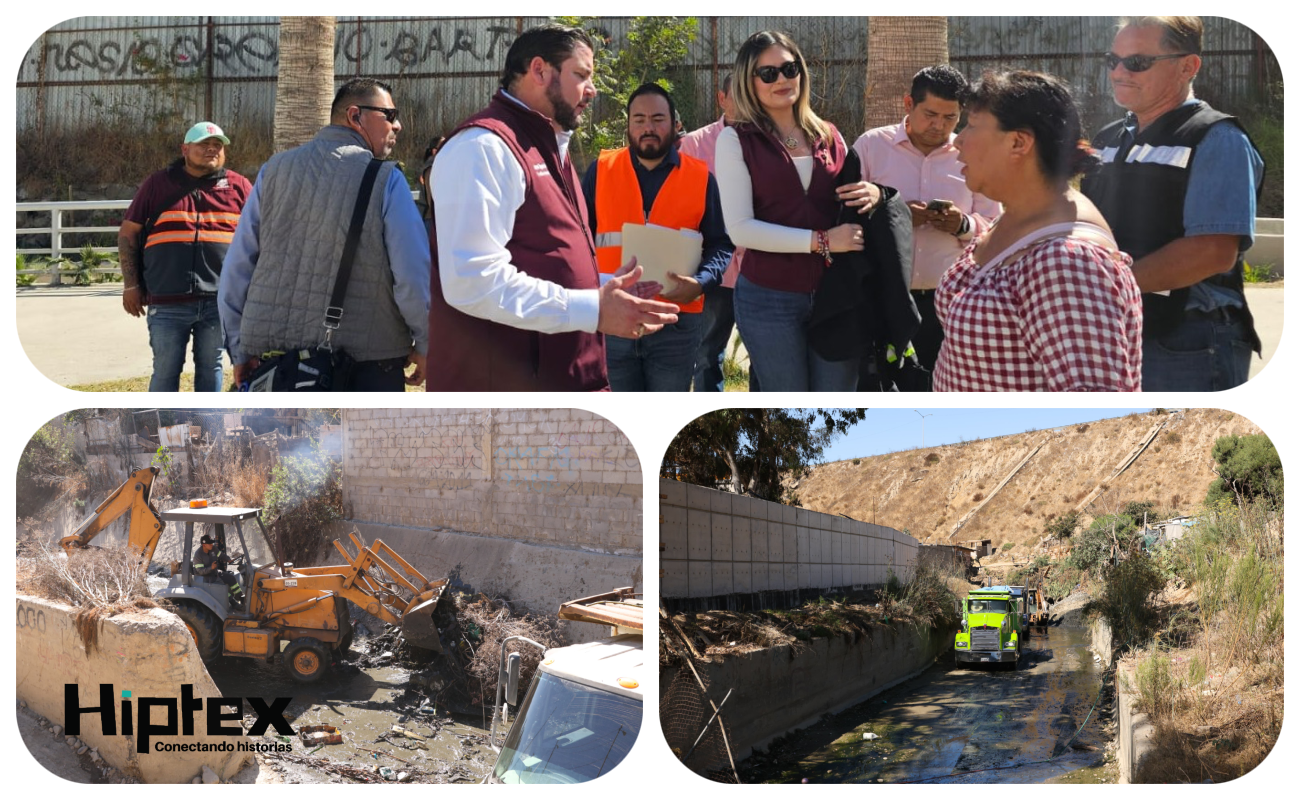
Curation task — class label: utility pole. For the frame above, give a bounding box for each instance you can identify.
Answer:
[914,410,934,448]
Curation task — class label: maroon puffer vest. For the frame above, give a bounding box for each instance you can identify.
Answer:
[733,121,846,294]
[428,92,607,392]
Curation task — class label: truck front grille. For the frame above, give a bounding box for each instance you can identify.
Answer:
[970,628,1001,651]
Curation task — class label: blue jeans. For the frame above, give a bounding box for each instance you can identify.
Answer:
[147,298,223,392]
[1142,311,1254,392]
[692,286,735,392]
[734,275,858,392]
[606,312,704,392]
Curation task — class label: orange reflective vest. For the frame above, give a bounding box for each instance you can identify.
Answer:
[593,148,709,313]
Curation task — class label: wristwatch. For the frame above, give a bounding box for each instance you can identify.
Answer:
[955,214,972,238]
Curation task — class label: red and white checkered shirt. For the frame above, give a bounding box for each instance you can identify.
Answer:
[933,237,1143,392]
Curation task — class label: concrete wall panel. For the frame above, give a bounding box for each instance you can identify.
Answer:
[658,479,917,601]
[733,516,751,563]
[711,513,732,561]
[661,504,688,560]
[688,509,712,561]
[662,559,689,597]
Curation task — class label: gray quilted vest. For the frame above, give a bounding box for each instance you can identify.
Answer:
[238,126,412,362]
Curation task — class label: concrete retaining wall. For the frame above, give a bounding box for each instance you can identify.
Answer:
[660,479,918,598]
[674,622,954,759]
[1117,662,1156,783]
[342,409,640,556]
[15,594,250,783]
[334,521,642,644]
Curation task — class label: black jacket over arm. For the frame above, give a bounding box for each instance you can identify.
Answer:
[808,148,919,364]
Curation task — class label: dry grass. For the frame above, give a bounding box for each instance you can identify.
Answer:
[444,592,564,707]
[18,542,164,654]
[796,410,1263,548]
[1124,500,1284,783]
[666,567,961,663]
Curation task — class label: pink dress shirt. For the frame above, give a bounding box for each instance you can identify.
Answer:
[680,116,743,289]
[853,119,1002,290]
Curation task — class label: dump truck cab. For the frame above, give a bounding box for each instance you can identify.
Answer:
[487,588,644,784]
[954,585,1025,668]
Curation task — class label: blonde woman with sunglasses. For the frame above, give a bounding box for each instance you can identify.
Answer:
[715,31,881,391]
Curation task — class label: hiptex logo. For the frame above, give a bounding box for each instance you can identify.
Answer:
[65,684,296,754]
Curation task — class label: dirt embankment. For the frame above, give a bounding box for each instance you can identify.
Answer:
[796,410,1259,551]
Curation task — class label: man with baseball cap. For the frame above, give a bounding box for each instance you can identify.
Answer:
[118,121,252,391]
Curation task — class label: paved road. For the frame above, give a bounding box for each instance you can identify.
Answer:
[15,284,1285,390]
[744,623,1111,784]
[16,286,233,388]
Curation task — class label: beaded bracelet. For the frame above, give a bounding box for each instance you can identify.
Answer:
[816,230,832,267]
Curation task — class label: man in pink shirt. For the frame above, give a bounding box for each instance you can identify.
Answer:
[679,74,753,392]
[853,65,1000,390]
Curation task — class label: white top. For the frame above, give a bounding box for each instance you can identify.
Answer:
[715,126,817,254]
[431,94,600,335]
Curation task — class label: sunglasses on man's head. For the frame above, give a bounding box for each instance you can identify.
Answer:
[358,105,400,123]
[754,61,801,84]
[1103,52,1191,73]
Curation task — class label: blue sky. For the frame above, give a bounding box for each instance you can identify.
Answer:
[822,408,1152,463]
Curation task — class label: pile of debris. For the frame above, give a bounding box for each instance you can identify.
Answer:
[344,590,562,713]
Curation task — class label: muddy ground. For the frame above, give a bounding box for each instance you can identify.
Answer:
[742,622,1116,784]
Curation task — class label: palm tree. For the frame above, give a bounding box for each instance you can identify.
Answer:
[864,17,949,131]
[273,17,337,152]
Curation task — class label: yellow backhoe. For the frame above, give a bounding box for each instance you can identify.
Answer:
[60,467,448,682]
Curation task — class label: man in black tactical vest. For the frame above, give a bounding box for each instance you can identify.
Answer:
[1081,16,1264,391]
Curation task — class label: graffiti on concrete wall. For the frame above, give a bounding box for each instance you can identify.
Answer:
[17,602,48,632]
[27,20,521,80]
[36,31,279,77]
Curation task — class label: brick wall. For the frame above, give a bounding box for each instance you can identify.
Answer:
[342,409,641,556]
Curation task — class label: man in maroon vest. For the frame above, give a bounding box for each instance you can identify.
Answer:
[430,23,678,391]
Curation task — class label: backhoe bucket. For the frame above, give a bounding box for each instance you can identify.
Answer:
[400,581,449,652]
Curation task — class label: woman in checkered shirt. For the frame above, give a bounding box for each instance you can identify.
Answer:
[933,71,1143,392]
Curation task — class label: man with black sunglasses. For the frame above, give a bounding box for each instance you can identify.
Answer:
[1082,16,1264,391]
[220,77,430,391]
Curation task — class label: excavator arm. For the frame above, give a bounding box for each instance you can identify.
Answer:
[59,466,165,563]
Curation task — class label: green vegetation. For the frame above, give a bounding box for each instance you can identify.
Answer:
[1044,510,1080,539]
[1242,262,1275,283]
[556,16,699,162]
[721,354,749,392]
[1125,496,1283,782]
[16,254,37,287]
[1205,434,1282,508]
[263,445,344,564]
[662,408,867,505]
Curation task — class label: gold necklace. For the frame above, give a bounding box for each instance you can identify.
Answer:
[778,125,801,150]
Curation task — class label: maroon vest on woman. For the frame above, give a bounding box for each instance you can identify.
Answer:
[733,121,846,294]
[428,92,607,392]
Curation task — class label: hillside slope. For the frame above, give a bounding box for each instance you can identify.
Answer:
[796,410,1261,550]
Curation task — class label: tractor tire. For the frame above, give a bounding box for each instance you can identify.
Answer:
[173,602,222,663]
[284,638,329,683]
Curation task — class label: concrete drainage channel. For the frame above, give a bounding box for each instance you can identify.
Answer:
[1091,618,1154,784]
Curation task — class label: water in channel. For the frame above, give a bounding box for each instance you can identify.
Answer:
[744,622,1111,784]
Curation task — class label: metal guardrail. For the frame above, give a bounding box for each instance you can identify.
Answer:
[17,199,128,259]
[16,192,427,282]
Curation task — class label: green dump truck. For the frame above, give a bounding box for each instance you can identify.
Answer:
[953,585,1025,669]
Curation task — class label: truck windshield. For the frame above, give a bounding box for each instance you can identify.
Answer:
[493,672,641,784]
[968,599,1010,613]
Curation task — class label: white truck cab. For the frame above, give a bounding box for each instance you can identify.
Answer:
[486,588,644,784]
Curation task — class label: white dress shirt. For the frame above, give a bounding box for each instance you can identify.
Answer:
[432,94,600,334]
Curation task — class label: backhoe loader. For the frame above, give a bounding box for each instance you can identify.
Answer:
[59,467,448,682]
